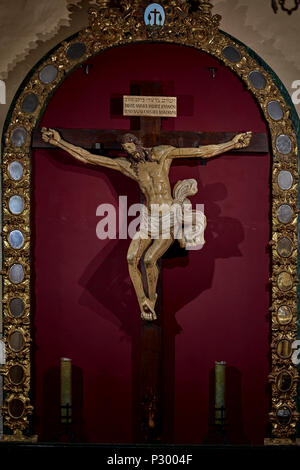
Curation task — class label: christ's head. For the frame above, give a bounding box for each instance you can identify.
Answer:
[121,133,146,161]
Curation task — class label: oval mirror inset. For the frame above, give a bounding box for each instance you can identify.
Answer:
[8,230,24,249]
[66,42,86,60]
[277,407,291,425]
[277,371,292,393]
[277,204,293,224]
[8,195,24,215]
[267,101,284,121]
[39,64,58,84]
[277,170,293,190]
[222,46,242,63]
[8,331,25,352]
[8,398,24,419]
[11,127,27,147]
[276,134,292,155]
[9,365,25,385]
[277,305,293,325]
[8,161,23,181]
[21,93,39,113]
[248,70,267,90]
[9,298,25,318]
[277,237,293,258]
[277,272,293,292]
[277,339,292,359]
[9,264,24,284]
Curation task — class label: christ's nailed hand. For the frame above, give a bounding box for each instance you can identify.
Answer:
[232,131,252,149]
[41,127,61,145]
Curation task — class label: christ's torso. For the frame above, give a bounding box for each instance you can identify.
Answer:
[135,146,174,211]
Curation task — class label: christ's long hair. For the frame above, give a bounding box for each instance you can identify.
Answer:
[121,133,158,174]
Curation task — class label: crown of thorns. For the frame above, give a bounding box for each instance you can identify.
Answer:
[121,133,143,147]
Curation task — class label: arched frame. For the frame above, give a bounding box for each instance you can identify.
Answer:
[0,0,299,444]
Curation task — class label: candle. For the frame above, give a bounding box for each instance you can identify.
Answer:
[215,361,226,425]
[60,357,72,424]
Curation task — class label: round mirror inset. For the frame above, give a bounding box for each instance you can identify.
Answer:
[8,161,23,181]
[9,298,25,318]
[248,70,267,90]
[222,46,242,63]
[267,101,284,121]
[277,204,293,224]
[276,134,292,155]
[39,64,58,84]
[277,407,291,425]
[277,237,293,258]
[9,264,24,284]
[8,365,25,385]
[8,398,24,419]
[277,371,292,393]
[66,42,86,60]
[8,195,24,215]
[8,331,25,352]
[277,339,292,359]
[21,93,39,113]
[8,230,24,249]
[277,170,293,190]
[277,272,293,292]
[11,127,27,147]
[277,305,293,325]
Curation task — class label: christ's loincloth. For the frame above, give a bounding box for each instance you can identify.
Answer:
[138,178,207,249]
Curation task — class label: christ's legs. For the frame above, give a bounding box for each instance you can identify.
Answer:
[127,233,152,319]
[144,235,174,315]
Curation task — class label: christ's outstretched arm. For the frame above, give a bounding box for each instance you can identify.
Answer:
[41,127,122,171]
[168,132,252,159]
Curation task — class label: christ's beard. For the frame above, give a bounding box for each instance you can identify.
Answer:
[131,151,145,161]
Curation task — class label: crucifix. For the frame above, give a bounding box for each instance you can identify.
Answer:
[34,81,268,442]
[147,8,162,26]
[35,81,267,322]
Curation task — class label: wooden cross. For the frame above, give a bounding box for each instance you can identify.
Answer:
[32,81,268,443]
[33,85,267,152]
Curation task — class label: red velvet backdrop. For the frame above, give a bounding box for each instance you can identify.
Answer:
[32,43,270,444]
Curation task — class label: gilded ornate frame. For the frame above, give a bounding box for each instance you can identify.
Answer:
[0,0,299,444]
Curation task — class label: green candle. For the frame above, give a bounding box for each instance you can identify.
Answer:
[60,357,72,424]
[215,361,226,425]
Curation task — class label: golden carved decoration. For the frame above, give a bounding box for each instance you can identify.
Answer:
[2,394,34,433]
[0,0,298,442]
[88,0,221,49]
[265,438,300,446]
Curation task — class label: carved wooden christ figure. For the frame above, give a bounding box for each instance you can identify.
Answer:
[41,128,252,321]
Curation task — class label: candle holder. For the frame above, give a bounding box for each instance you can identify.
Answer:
[214,406,228,444]
[60,358,74,442]
[214,361,227,444]
[60,403,72,425]
[59,403,75,442]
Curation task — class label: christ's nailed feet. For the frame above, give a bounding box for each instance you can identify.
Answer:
[141,298,157,321]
